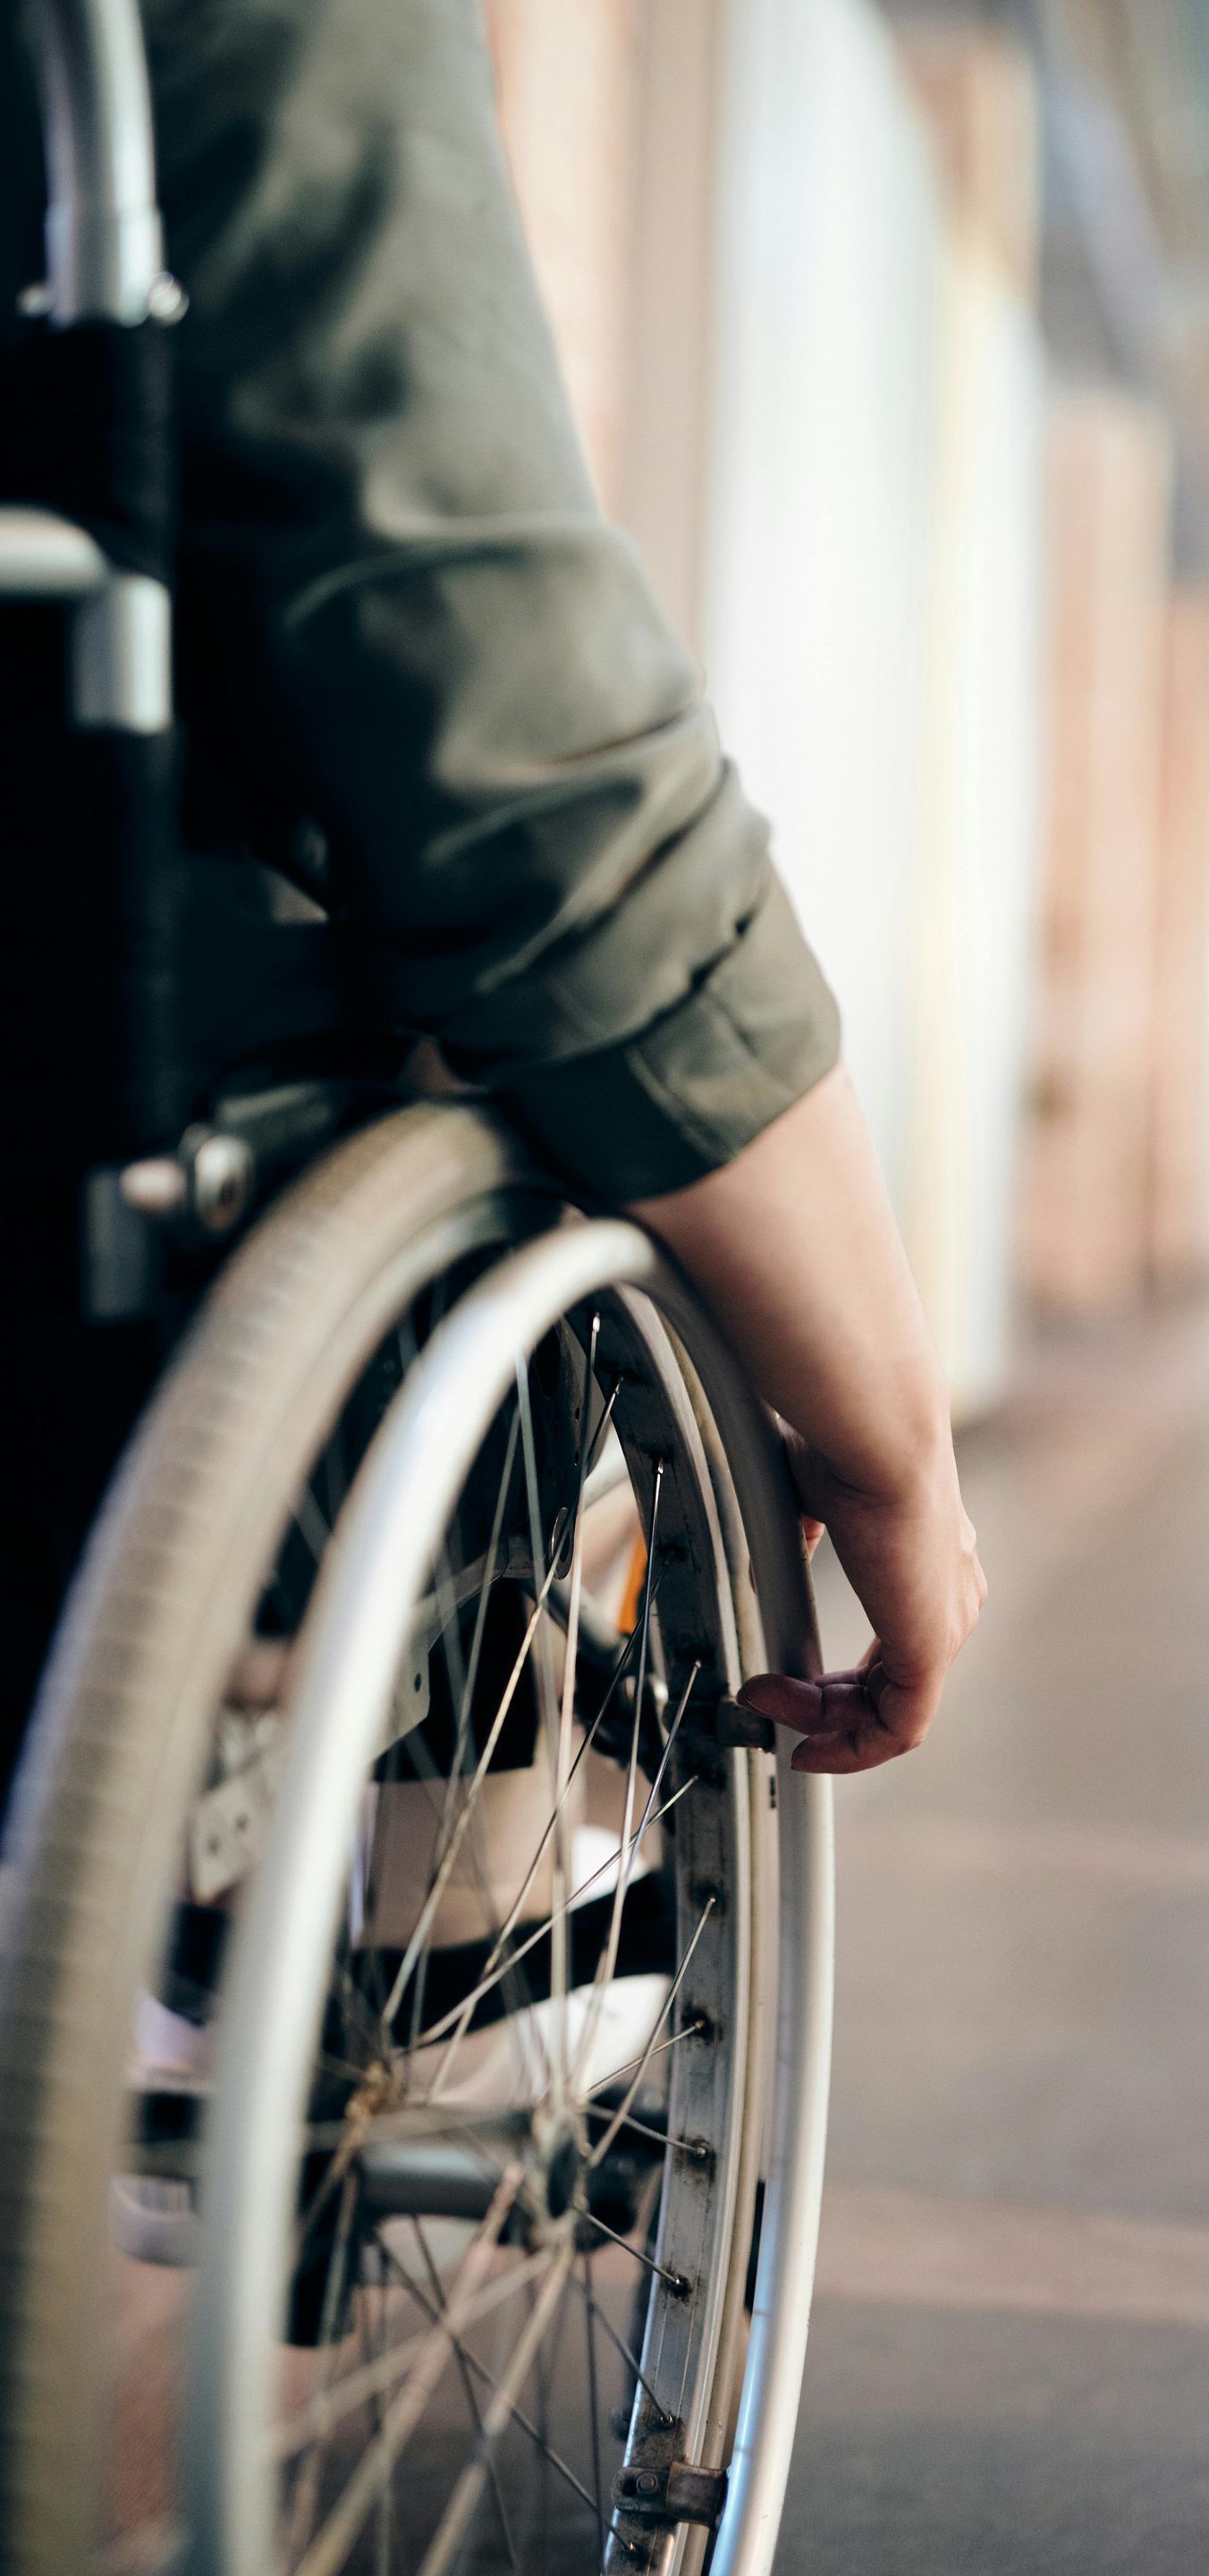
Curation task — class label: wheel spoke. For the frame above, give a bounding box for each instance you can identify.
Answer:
[416,1529,474,2030]
[412,2250,575,2576]
[412,2218,519,2572]
[569,2260,672,2428]
[588,1894,715,2172]
[283,2173,359,2563]
[294,2165,527,2576]
[392,1721,547,2081]
[386,1309,518,2050]
[368,2248,393,2576]
[329,1953,389,2066]
[548,1315,601,2103]
[514,1352,566,2106]
[574,2209,684,2294]
[581,2253,606,2561]
[272,2250,550,2462]
[379,1550,562,2031]
[426,1609,650,2103]
[583,1377,621,1482]
[186,1264,765,2576]
[404,1411,522,2052]
[581,2013,706,2104]
[448,1410,521,1786]
[635,1658,699,1829]
[585,1646,699,1979]
[292,2119,366,2270]
[583,2102,702,2162]
[571,1466,663,2086]
[382,2243,598,2519]
[410,1774,697,2055]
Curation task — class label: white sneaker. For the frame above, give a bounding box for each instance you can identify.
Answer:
[109,2175,200,2267]
[111,1998,211,2266]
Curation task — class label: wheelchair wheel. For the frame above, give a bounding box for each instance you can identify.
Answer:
[0,1105,833,2576]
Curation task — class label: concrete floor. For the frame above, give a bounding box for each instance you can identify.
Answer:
[782,1300,1209,2574]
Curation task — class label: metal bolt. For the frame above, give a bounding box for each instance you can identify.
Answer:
[119,1157,188,1219]
[147,270,189,324]
[191,1132,254,1233]
[634,2472,661,2496]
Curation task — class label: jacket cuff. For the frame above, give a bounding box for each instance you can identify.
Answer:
[497,871,841,1203]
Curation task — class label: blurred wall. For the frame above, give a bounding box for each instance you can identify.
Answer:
[487,0,638,507]
[702,0,945,1230]
[1021,394,1173,1310]
[488,0,1209,1404]
[902,226,1044,1410]
[1152,594,1209,1278]
[698,0,1045,1413]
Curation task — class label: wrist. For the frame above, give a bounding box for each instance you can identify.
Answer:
[810,1391,955,1515]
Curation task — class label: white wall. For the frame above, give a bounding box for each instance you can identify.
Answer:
[701,0,1044,1408]
[705,0,943,1209]
[904,236,1044,1409]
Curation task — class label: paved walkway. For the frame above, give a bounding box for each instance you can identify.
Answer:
[780,1299,1209,2574]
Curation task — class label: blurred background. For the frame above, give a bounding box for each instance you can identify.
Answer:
[485,4,1209,2569]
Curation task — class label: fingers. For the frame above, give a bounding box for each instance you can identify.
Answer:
[737,1664,938,1775]
[737,1669,868,1739]
[819,1665,936,1769]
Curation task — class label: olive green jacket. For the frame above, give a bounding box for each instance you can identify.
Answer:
[14,0,841,1199]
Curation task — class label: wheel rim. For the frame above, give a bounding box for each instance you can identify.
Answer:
[188,1221,771,2576]
[2,1113,831,2576]
[0,1111,554,2576]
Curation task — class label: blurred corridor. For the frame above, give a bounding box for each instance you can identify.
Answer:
[795,1296,1209,2570]
[4,4,1207,2570]
[487,13,1209,2553]
[489,0,1209,1402]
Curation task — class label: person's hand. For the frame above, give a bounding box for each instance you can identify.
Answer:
[629,1064,988,1775]
[738,1427,986,1774]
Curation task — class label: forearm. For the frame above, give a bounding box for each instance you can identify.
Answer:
[631,1062,985,1771]
[629,1062,949,1502]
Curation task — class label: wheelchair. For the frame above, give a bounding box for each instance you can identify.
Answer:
[0,6,834,2572]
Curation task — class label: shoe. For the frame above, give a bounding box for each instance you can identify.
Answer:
[110,1998,210,2267]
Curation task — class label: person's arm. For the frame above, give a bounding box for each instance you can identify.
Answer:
[629,1062,986,1773]
[127,0,841,1213]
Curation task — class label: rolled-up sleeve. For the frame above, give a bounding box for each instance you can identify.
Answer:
[147,0,841,1199]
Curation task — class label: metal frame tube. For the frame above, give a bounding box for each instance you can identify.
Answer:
[35,0,164,323]
[72,572,173,730]
[0,505,107,597]
[21,4,174,724]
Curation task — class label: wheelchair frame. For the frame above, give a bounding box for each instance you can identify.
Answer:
[4,0,395,1343]
[0,0,170,721]
[0,11,836,2574]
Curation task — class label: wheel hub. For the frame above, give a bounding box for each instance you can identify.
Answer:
[543,2121,582,2221]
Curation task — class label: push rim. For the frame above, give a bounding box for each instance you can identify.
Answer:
[189,1221,770,2576]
